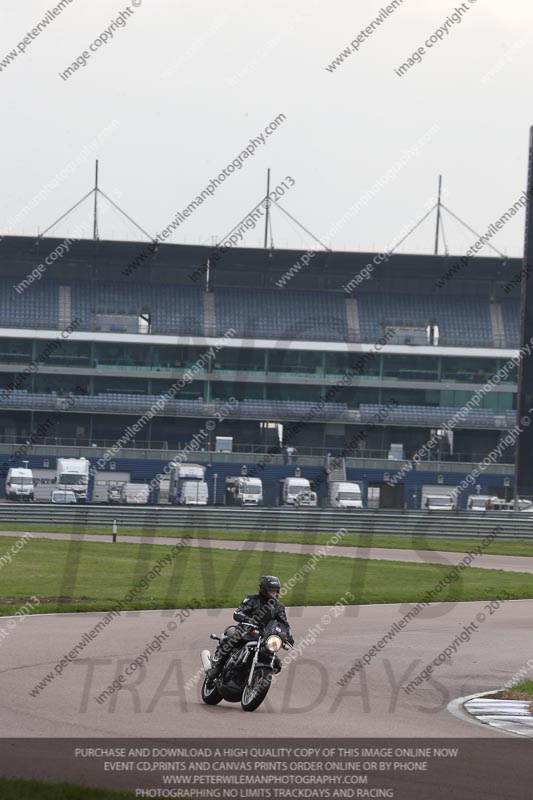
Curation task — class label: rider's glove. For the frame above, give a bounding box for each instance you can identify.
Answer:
[287,634,295,646]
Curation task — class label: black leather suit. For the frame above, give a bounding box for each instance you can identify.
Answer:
[209,593,293,677]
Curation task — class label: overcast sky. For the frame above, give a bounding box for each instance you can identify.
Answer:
[1,0,532,258]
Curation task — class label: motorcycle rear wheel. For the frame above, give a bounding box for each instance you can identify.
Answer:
[201,676,223,705]
[241,667,272,712]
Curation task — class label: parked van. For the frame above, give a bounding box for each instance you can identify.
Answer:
[51,489,77,504]
[329,481,363,509]
[5,466,34,501]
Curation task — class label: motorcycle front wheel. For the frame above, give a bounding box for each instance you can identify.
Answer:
[241,667,272,712]
[201,676,223,705]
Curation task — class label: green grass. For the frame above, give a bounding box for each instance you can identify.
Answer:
[3,523,533,557]
[0,777,136,799]
[498,679,533,703]
[509,680,533,694]
[0,535,531,615]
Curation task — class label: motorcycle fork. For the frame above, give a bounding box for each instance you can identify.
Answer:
[246,645,260,688]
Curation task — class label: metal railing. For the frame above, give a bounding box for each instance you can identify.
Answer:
[0,505,531,539]
[0,318,516,348]
[0,435,517,465]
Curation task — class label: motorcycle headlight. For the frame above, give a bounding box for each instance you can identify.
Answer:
[265,635,282,653]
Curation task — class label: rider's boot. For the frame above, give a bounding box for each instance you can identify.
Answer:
[208,649,225,680]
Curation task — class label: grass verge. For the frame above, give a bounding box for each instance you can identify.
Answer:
[0,777,136,799]
[496,679,533,707]
[0,535,531,615]
[2,524,533,557]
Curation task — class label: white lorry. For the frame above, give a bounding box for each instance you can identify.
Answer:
[120,483,150,504]
[280,477,317,507]
[329,481,363,509]
[225,476,263,506]
[169,464,209,505]
[5,465,34,501]
[421,485,454,511]
[56,458,90,502]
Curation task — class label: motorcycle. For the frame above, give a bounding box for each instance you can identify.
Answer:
[200,620,291,712]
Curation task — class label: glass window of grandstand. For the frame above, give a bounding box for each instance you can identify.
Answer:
[178,347,210,373]
[33,374,88,395]
[440,389,514,412]
[494,358,517,384]
[440,357,510,384]
[151,378,205,400]
[93,377,150,395]
[340,387,381,408]
[211,381,263,402]
[214,347,266,374]
[0,372,36,393]
[382,354,438,381]
[325,351,380,378]
[38,339,91,367]
[267,350,322,376]
[94,342,153,370]
[384,388,437,406]
[266,384,326,403]
[151,345,201,371]
[0,338,32,364]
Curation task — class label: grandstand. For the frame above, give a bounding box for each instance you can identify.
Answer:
[0,234,524,507]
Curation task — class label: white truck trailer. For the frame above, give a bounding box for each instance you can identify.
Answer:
[169,464,209,505]
[56,458,90,502]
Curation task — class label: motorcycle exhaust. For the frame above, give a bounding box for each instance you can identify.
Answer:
[201,649,212,673]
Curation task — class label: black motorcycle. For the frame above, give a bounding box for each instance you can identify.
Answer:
[201,620,291,712]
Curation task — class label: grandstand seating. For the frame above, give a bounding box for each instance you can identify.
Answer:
[239,399,349,420]
[72,394,206,415]
[357,294,494,347]
[1,390,514,430]
[0,390,350,422]
[214,288,348,341]
[500,300,520,348]
[0,390,58,409]
[359,403,497,427]
[71,282,204,336]
[0,282,58,329]
[504,408,518,427]
[0,280,523,348]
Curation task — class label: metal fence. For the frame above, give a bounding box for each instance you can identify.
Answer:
[0,505,531,540]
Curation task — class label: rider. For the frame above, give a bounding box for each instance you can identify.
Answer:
[208,575,294,679]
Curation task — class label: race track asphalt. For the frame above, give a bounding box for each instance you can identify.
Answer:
[2,600,531,739]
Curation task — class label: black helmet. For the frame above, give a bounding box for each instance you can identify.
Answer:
[259,575,281,597]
